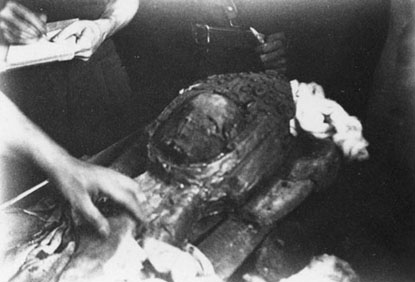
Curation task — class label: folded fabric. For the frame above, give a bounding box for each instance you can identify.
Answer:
[290,80,369,161]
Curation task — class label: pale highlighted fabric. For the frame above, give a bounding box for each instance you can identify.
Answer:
[290,80,369,161]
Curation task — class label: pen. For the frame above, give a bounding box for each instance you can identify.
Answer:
[41,32,49,42]
[38,12,49,41]
[250,27,265,44]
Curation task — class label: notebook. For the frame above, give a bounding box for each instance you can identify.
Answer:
[0,18,79,72]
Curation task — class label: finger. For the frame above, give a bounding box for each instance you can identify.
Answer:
[74,43,94,61]
[255,40,284,54]
[270,66,287,75]
[73,27,99,60]
[0,8,40,39]
[263,57,287,69]
[52,21,83,42]
[74,30,94,53]
[39,13,47,24]
[260,48,286,64]
[1,23,38,44]
[266,32,286,42]
[74,53,91,61]
[263,61,285,69]
[8,1,46,35]
[2,30,16,43]
[75,193,110,237]
[75,22,100,48]
[3,31,38,44]
[1,22,20,44]
[100,174,147,222]
[1,17,39,39]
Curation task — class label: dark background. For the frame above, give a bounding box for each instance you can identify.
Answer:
[114,0,389,123]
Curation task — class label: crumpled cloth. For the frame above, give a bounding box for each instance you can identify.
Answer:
[290,80,369,161]
[0,205,222,282]
[243,254,359,282]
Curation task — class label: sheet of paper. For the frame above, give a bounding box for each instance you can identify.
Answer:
[0,19,79,72]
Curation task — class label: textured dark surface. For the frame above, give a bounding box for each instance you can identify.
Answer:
[198,217,267,279]
[197,138,340,280]
[130,68,342,274]
[94,72,342,275]
[148,71,294,187]
[140,71,298,245]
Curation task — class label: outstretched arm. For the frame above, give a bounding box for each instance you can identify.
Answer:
[0,91,146,236]
[52,0,140,60]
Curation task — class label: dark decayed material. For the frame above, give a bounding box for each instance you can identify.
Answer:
[197,137,340,280]
[1,71,341,281]
[142,71,296,244]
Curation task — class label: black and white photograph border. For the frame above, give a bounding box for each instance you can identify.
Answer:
[0,0,413,281]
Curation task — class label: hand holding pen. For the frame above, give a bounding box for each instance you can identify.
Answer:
[0,1,46,45]
[252,28,287,74]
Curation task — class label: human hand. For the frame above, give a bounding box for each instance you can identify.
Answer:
[0,1,46,44]
[255,32,287,74]
[1,91,146,236]
[52,20,106,61]
[51,157,146,236]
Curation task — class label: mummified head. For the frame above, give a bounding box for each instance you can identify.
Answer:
[152,92,244,165]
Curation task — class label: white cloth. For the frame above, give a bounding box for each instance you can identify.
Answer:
[290,80,369,161]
